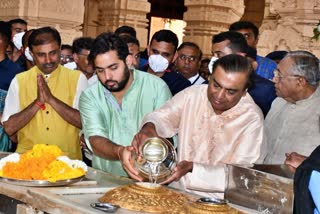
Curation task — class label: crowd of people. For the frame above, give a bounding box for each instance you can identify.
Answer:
[0,18,319,213]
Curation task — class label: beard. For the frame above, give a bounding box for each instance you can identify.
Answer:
[100,66,131,92]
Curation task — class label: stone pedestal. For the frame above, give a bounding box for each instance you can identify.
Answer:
[259,0,320,57]
[83,0,150,48]
[0,0,85,45]
[183,0,245,58]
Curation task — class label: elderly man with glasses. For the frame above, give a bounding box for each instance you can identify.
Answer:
[263,50,320,166]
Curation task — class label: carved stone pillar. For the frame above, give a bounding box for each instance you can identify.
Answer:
[0,0,85,45]
[183,0,245,58]
[83,0,150,48]
[259,0,320,57]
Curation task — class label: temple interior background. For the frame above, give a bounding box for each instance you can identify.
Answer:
[1,0,320,58]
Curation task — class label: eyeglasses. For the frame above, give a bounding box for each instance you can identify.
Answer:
[60,55,74,62]
[273,69,301,81]
[77,53,89,58]
[178,54,197,62]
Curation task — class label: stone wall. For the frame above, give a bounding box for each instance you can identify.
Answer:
[1,0,320,57]
[258,0,320,57]
[0,0,84,45]
[83,0,150,48]
[183,0,245,58]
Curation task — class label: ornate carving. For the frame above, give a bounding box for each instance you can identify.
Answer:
[99,183,191,213]
[0,0,19,9]
[259,0,320,57]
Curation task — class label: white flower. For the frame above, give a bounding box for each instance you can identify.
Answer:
[0,153,20,170]
[57,156,88,172]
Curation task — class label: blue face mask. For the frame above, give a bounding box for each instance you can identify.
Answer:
[148,54,169,72]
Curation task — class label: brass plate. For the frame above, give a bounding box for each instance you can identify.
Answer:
[99,182,191,213]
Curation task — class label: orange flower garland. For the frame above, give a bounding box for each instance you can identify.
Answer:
[0,144,87,181]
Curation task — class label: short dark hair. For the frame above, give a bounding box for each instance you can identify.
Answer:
[88,32,129,66]
[61,44,72,51]
[8,18,28,27]
[115,25,136,38]
[22,29,34,47]
[201,58,210,64]
[229,21,259,39]
[0,21,11,45]
[177,41,202,60]
[265,51,288,61]
[28,27,61,51]
[212,31,248,54]
[119,35,140,47]
[72,37,94,54]
[150,29,179,52]
[246,46,257,61]
[212,54,254,90]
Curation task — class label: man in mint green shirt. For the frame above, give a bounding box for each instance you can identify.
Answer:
[79,32,171,177]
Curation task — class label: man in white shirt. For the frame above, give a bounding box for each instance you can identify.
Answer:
[175,42,207,85]
[72,37,97,86]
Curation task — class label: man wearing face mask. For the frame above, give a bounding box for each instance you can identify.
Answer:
[142,29,191,95]
[79,32,172,176]
[0,21,24,152]
[0,21,23,92]
[21,29,35,70]
[11,29,35,71]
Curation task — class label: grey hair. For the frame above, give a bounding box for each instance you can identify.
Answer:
[283,50,320,87]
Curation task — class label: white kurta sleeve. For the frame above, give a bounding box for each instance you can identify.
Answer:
[186,163,227,193]
[73,73,88,109]
[1,78,20,123]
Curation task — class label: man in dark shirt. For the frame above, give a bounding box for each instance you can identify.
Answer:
[211,31,276,116]
[0,21,23,91]
[0,21,23,152]
[141,29,191,95]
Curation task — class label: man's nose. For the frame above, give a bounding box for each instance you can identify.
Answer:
[45,55,51,63]
[272,76,279,84]
[216,89,225,99]
[104,69,112,80]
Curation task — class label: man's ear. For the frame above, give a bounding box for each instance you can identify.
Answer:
[126,54,134,68]
[147,44,150,57]
[172,51,178,63]
[73,53,79,63]
[297,76,307,87]
[242,89,248,97]
[254,36,259,48]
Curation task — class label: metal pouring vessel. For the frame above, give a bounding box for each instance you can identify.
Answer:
[133,137,177,183]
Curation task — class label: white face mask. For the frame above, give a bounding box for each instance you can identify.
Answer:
[13,32,25,50]
[208,56,219,74]
[148,54,169,72]
[24,47,33,62]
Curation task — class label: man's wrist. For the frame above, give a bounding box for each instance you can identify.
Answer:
[189,161,193,173]
[117,146,124,161]
[35,100,46,110]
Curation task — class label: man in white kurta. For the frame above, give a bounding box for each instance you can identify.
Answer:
[264,51,320,167]
[122,54,265,198]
